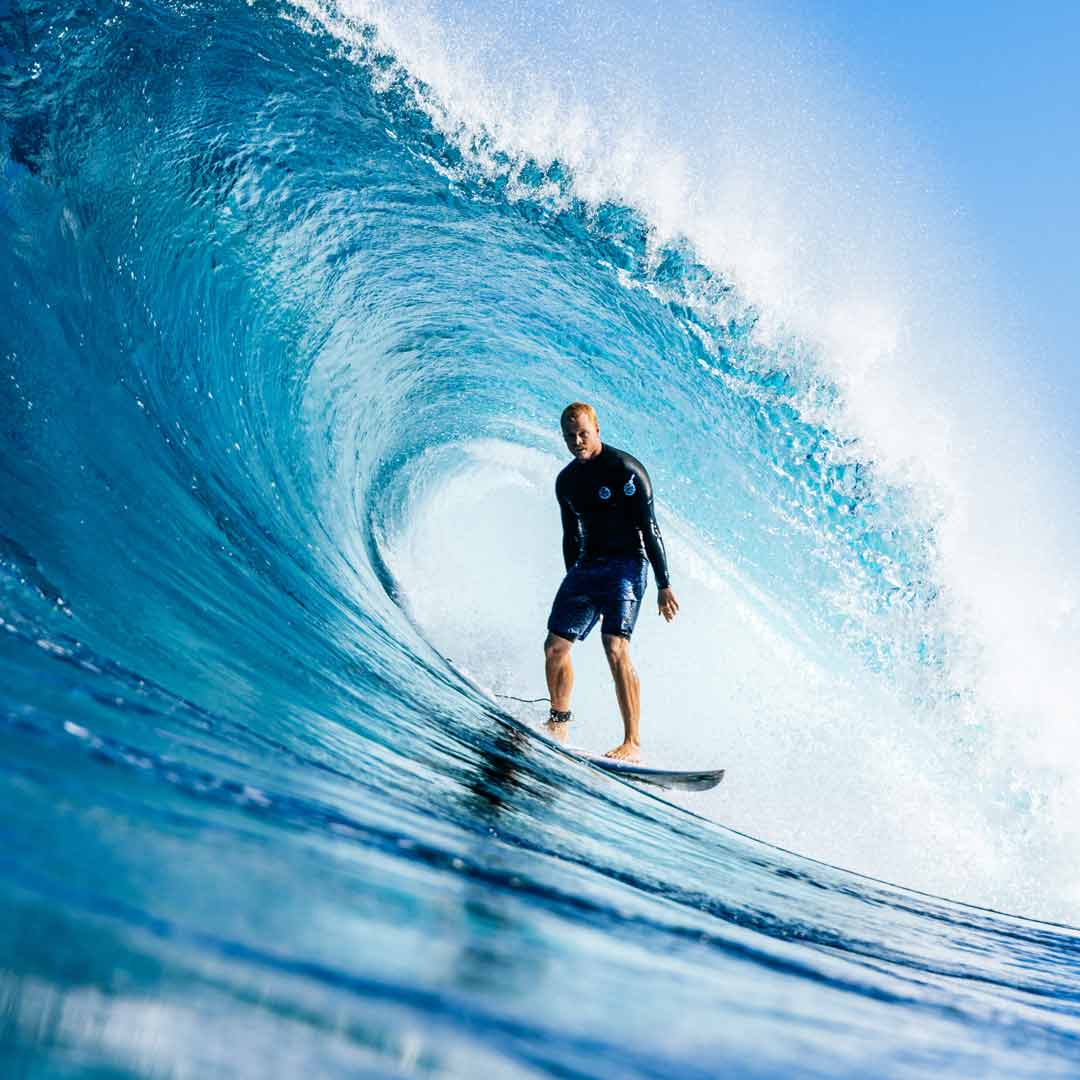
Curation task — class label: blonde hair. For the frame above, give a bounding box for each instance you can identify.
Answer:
[560,402,598,428]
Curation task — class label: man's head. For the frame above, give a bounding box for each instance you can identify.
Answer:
[561,402,602,461]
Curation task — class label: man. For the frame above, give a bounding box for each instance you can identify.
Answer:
[544,402,679,762]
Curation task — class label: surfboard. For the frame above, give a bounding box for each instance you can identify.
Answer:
[445,661,725,793]
[502,705,725,792]
[571,751,725,792]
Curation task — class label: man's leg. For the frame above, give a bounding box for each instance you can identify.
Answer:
[602,633,640,761]
[544,632,574,715]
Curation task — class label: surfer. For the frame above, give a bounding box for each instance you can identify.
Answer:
[544,402,678,762]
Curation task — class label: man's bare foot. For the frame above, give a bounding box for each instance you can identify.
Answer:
[543,719,570,743]
[604,740,640,762]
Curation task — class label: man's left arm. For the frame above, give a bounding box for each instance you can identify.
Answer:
[630,463,679,623]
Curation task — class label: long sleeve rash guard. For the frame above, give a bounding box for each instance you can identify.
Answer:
[555,443,671,589]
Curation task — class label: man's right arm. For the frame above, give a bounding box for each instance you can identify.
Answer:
[558,482,582,571]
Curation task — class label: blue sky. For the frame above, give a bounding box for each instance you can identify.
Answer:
[773,0,1080,416]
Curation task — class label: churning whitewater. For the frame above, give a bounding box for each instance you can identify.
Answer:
[2,0,1079,1075]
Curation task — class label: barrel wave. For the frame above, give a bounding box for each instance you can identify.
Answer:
[2,0,1079,1075]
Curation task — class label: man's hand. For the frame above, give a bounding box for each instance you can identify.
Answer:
[657,587,679,622]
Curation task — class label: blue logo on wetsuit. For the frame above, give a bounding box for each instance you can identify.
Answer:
[598,486,611,500]
[623,475,636,496]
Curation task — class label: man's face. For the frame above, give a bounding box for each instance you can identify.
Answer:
[562,413,602,461]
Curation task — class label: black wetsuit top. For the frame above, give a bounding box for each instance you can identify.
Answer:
[556,444,671,589]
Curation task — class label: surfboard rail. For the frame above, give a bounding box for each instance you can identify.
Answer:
[579,753,725,792]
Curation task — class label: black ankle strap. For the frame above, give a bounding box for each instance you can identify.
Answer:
[548,707,572,723]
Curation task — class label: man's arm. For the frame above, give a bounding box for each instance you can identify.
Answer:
[628,460,678,622]
[628,463,670,589]
[558,484,583,571]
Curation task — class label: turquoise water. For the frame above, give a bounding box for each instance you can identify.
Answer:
[2,0,1079,1074]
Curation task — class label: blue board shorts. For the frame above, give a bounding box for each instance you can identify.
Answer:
[547,556,649,642]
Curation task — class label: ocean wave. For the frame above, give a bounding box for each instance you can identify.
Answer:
[3,0,1080,1074]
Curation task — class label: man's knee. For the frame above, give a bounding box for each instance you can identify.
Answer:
[602,633,630,666]
[544,632,572,661]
